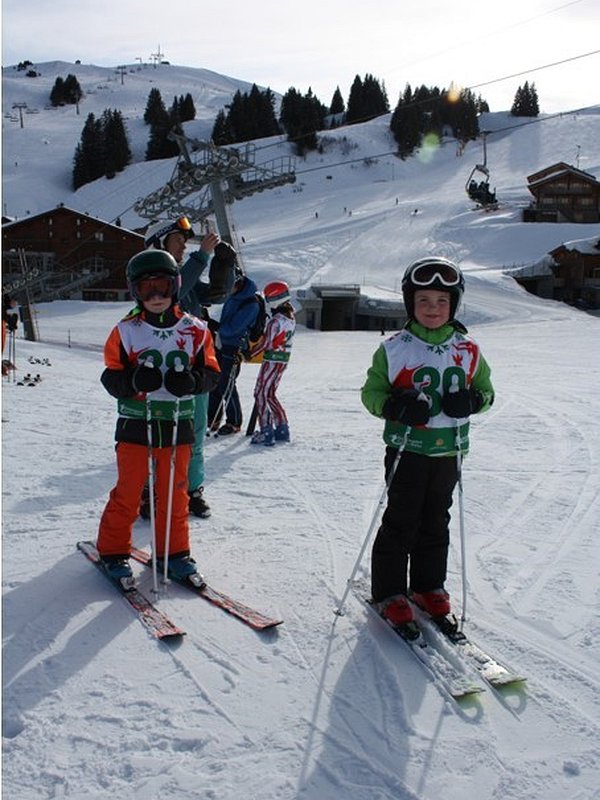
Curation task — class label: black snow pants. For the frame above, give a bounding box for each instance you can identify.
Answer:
[371,448,459,603]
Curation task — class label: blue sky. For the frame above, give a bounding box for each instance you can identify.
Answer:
[2,0,599,112]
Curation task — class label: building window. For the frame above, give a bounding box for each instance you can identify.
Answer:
[94,232,104,242]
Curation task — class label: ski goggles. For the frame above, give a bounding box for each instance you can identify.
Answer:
[134,274,177,301]
[410,261,461,287]
[175,216,193,234]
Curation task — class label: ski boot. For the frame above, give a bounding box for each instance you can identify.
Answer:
[377,595,420,641]
[410,588,451,618]
[101,556,136,590]
[159,554,206,588]
[188,486,211,518]
[274,423,290,442]
[251,425,274,446]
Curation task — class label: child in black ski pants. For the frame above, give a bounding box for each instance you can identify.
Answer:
[361,257,494,628]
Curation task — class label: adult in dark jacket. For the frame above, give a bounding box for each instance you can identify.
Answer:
[208,271,259,435]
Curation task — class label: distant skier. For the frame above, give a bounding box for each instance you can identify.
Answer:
[96,249,220,582]
[250,281,296,446]
[361,257,495,630]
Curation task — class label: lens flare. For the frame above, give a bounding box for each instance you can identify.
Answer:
[417,133,440,164]
[447,82,462,104]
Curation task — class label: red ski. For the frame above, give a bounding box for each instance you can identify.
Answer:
[77,541,185,641]
[130,547,283,631]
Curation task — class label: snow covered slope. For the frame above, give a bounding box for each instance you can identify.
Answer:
[2,62,600,800]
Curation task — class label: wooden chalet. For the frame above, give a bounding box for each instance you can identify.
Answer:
[2,206,145,302]
[523,162,600,223]
[512,236,600,311]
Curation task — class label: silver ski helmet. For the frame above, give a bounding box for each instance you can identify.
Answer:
[144,217,194,249]
[401,257,464,320]
[126,249,181,303]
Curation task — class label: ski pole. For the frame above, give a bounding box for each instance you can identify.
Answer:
[10,330,17,383]
[207,352,238,435]
[146,392,159,595]
[245,400,258,436]
[162,360,184,585]
[456,443,467,628]
[449,375,468,628]
[335,425,411,617]
[141,357,160,594]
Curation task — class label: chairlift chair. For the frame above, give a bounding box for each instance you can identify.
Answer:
[465,131,498,207]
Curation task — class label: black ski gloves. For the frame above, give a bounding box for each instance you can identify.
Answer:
[132,362,163,393]
[208,241,237,303]
[442,387,484,418]
[194,367,220,395]
[213,241,237,267]
[164,367,196,397]
[382,389,430,426]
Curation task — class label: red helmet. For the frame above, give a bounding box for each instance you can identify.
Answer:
[263,280,291,310]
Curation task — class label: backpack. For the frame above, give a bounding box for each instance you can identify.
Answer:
[241,293,269,363]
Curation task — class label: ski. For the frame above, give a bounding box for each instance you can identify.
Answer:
[77,541,185,641]
[363,598,483,702]
[413,609,526,689]
[130,547,283,631]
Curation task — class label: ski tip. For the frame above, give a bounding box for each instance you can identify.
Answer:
[490,675,527,689]
[157,629,186,642]
[453,685,486,700]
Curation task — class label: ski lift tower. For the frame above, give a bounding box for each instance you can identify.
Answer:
[134,131,296,249]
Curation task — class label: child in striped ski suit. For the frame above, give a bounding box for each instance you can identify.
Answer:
[251,281,295,446]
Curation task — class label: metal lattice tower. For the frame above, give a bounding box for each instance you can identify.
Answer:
[133,131,296,244]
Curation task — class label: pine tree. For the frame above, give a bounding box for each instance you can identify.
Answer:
[330,87,345,115]
[144,88,167,125]
[279,87,325,154]
[346,75,364,123]
[50,77,66,106]
[102,109,131,178]
[144,88,179,160]
[390,83,481,157]
[258,87,280,137]
[528,82,540,116]
[390,84,422,157]
[64,74,83,105]
[72,113,105,189]
[211,109,236,145]
[180,93,196,122]
[511,82,539,117]
[72,109,132,188]
[214,85,280,144]
[50,74,82,106]
[346,74,389,124]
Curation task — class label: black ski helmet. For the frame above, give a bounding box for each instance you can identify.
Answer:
[126,249,180,303]
[401,257,465,320]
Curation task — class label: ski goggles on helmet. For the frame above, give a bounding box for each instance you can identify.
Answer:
[410,260,461,287]
[133,274,177,301]
[175,216,193,234]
